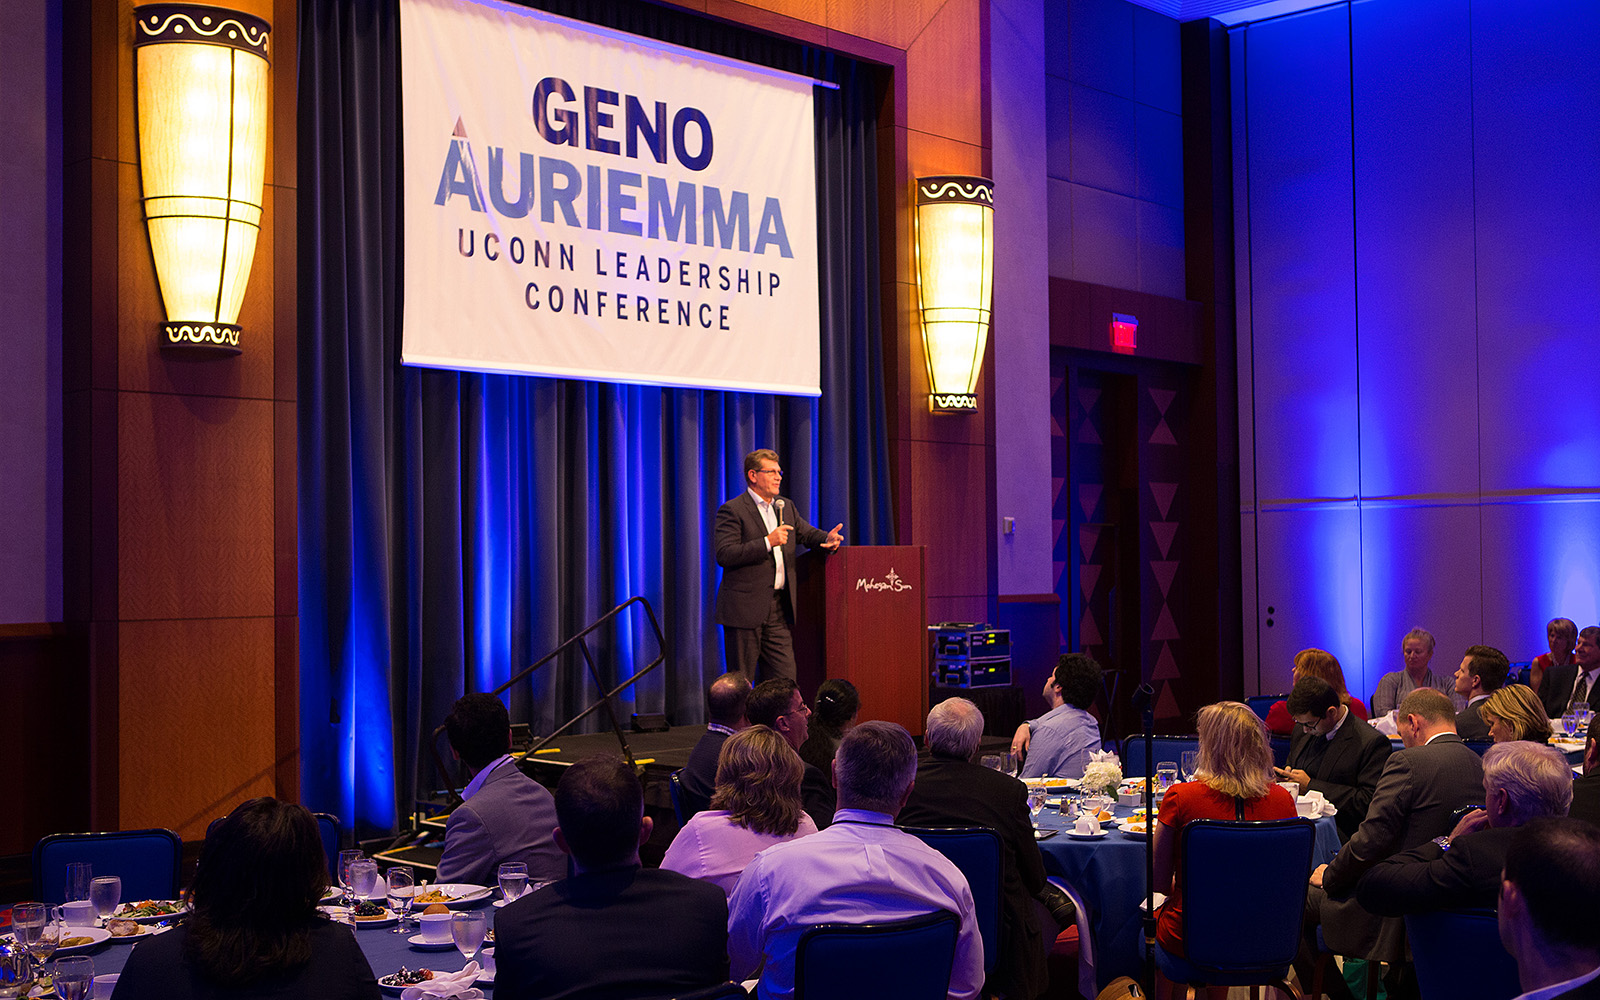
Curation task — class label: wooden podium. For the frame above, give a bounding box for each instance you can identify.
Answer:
[794,546,928,736]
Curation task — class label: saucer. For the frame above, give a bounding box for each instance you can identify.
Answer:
[1065,827,1108,839]
[408,933,458,951]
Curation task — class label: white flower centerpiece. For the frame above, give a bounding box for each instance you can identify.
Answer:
[1079,749,1122,796]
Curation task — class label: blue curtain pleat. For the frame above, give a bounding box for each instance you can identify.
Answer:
[300,0,892,834]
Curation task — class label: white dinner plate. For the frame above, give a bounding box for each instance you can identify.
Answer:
[319,905,399,928]
[379,971,442,994]
[112,900,187,923]
[107,922,172,943]
[54,926,112,952]
[414,883,492,908]
[407,933,458,951]
[1116,821,1151,837]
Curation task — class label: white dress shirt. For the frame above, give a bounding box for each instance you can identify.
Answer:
[748,487,785,590]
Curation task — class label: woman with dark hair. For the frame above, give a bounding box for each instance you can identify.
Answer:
[114,798,380,1000]
[661,725,818,895]
[798,678,859,771]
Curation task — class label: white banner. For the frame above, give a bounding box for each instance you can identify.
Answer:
[398,0,821,395]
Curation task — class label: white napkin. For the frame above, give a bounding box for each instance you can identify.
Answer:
[400,962,484,1000]
[1371,710,1400,737]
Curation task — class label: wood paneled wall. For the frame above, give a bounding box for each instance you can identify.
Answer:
[64,0,298,841]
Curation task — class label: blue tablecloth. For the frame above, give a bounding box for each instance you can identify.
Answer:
[1036,803,1341,993]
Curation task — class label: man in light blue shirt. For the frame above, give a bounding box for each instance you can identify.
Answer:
[1012,653,1104,779]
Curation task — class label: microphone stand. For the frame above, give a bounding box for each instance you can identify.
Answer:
[1131,681,1157,995]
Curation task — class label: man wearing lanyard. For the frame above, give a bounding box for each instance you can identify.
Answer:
[713,449,843,681]
[436,693,564,885]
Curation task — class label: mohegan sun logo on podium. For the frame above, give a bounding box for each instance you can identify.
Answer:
[855,568,914,593]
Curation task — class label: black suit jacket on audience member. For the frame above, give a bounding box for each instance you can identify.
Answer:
[1541,664,1600,720]
[679,728,731,817]
[1570,770,1600,827]
[1322,733,1486,900]
[1456,700,1492,741]
[899,751,1050,1000]
[801,761,836,830]
[493,866,729,1000]
[1354,824,1517,916]
[1288,711,1394,841]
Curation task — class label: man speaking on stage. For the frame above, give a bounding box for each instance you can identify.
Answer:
[714,449,843,680]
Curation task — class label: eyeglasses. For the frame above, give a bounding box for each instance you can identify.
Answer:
[755,468,783,477]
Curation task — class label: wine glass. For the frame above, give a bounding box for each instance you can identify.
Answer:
[451,909,487,963]
[28,907,62,979]
[53,955,94,1000]
[87,877,121,925]
[1564,713,1580,739]
[11,903,45,980]
[1180,750,1199,782]
[337,850,364,904]
[348,860,379,902]
[1027,788,1046,824]
[387,866,415,934]
[498,862,528,904]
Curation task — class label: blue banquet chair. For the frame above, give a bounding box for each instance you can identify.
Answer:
[901,826,1002,976]
[793,910,960,1000]
[33,828,183,904]
[1406,908,1521,1000]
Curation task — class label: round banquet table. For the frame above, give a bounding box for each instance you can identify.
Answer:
[1035,800,1342,996]
[59,896,499,989]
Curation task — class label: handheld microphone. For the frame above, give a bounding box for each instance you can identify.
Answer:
[774,498,785,525]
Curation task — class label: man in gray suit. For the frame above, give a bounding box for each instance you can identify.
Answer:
[436,693,565,885]
[1298,688,1485,1000]
[713,449,842,680]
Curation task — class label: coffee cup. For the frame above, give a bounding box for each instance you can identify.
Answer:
[93,975,119,1000]
[1296,797,1318,818]
[420,911,452,944]
[1074,814,1099,835]
[63,900,97,927]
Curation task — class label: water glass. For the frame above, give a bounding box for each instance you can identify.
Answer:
[53,955,94,1000]
[498,862,529,904]
[87,877,121,924]
[1155,763,1179,795]
[348,860,379,901]
[65,863,94,903]
[1027,788,1046,822]
[1180,750,1199,782]
[980,754,1002,771]
[337,850,365,903]
[451,910,487,962]
[1564,713,1580,739]
[387,866,415,934]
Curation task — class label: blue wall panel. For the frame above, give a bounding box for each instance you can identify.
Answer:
[1245,6,1359,504]
[1350,0,1478,499]
[1257,507,1365,695]
[1482,500,1600,661]
[1472,0,1600,494]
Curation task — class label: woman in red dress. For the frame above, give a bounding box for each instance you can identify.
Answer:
[1263,648,1369,735]
[1154,700,1297,966]
[1529,617,1578,699]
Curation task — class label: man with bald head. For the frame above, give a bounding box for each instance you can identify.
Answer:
[900,698,1050,1000]
[679,672,752,817]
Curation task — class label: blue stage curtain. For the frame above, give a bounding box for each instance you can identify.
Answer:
[298,0,892,833]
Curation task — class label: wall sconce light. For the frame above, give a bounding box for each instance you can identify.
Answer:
[915,176,994,413]
[134,4,271,355]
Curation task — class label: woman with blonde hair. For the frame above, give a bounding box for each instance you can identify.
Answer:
[1264,647,1370,735]
[1481,683,1554,745]
[661,725,818,895]
[1153,702,1297,962]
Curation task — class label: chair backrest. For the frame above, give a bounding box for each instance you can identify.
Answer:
[1269,735,1292,768]
[668,770,690,827]
[33,828,183,904]
[1119,735,1200,777]
[1511,663,1532,687]
[315,812,342,880]
[901,826,1002,975]
[1406,909,1521,1000]
[794,910,959,1000]
[1245,695,1282,721]
[1180,819,1316,973]
[1463,739,1496,756]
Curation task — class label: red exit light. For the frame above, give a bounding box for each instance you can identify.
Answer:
[1111,313,1138,354]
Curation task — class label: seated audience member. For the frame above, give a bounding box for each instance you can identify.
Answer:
[115,797,380,1000]
[797,678,858,772]
[747,677,835,828]
[900,697,1052,1000]
[1530,617,1578,700]
[1482,684,1555,745]
[1265,648,1370,736]
[495,756,730,1000]
[1569,716,1600,828]
[661,725,819,896]
[1274,675,1393,842]
[680,672,752,817]
[1154,702,1297,966]
[1012,653,1103,779]
[436,692,564,885]
[1297,688,1485,999]
[1372,627,1464,715]
[1498,817,1600,999]
[1455,644,1513,740]
[728,721,984,1000]
[1356,741,1572,915]
[1543,625,1600,721]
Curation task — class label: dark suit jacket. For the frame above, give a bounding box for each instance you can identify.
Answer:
[1456,699,1493,741]
[494,866,730,1000]
[1542,664,1600,719]
[1354,824,1516,916]
[1570,770,1600,827]
[679,728,731,817]
[1288,710,1394,841]
[1553,974,1600,1000]
[713,491,829,628]
[899,752,1049,1000]
[437,760,565,884]
[801,761,836,829]
[1322,733,1486,900]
